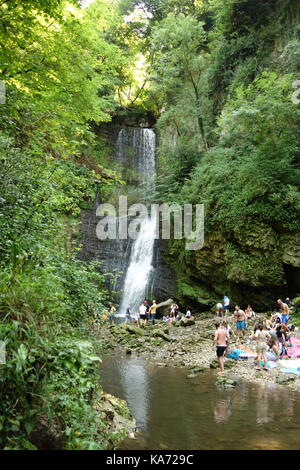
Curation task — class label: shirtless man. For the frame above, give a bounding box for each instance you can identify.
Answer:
[277,299,290,325]
[213,322,230,374]
[233,305,247,340]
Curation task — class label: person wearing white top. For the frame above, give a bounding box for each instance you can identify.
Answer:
[216,302,223,317]
[138,304,147,325]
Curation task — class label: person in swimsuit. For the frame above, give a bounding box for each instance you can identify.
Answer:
[170,303,176,318]
[277,299,290,325]
[233,305,247,340]
[213,322,230,374]
[254,324,271,370]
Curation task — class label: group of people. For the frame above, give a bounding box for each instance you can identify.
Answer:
[162,308,192,323]
[125,300,192,325]
[125,299,158,325]
[100,299,191,326]
[216,296,255,320]
[213,297,294,374]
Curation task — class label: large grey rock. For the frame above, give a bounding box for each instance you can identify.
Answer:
[180,317,195,327]
[276,374,296,385]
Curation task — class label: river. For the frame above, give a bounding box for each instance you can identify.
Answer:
[100,352,300,450]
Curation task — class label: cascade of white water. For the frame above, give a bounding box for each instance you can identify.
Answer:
[117,128,156,316]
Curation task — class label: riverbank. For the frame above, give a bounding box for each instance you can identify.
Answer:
[97,315,300,392]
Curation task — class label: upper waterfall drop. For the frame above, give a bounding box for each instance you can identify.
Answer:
[117,127,157,316]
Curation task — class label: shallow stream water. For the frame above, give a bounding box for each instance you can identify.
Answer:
[100,352,300,450]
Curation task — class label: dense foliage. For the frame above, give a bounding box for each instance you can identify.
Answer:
[129,0,300,309]
[1,0,300,450]
[0,0,134,449]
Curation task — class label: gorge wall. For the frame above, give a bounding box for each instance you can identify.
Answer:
[78,125,177,309]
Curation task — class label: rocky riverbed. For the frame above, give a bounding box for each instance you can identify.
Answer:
[97,315,300,391]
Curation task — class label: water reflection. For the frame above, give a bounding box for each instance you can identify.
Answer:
[214,397,232,424]
[100,354,300,450]
[118,358,149,430]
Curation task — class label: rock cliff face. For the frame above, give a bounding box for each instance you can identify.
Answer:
[78,126,176,307]
[172,228,300,311]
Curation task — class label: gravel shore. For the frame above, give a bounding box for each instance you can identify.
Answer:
[99,315,300,391]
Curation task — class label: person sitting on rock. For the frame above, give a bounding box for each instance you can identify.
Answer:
[185,309,192,318]
[245,305,255,320]
[267,327,280,359]
[264,317,272,329]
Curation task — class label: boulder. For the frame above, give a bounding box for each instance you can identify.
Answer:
[215,375,239,387]
[189,366,205,373]
[276,374,296,385]
[156,299,174,316]
[180,317,195,327]
[210,359,219,369]
[151,330,171,342]
[125,325,145,336]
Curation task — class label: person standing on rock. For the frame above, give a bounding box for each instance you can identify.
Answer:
[233,305,247,340]
[170,302,179,318]
[149,299,157,325]
[213,322,230,374]
[125,306,132,324]
[223,296,230,315]
[254,324,271,371]
[108,304,116,324]
[138,302,147,326]
[277,299,290,325]
[216,302,223,317]
[144,299,150,324]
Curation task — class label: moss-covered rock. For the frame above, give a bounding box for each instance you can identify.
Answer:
[151,330,171,342]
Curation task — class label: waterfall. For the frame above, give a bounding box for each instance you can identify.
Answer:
[78,126,176,307]
[117,128,156,317]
